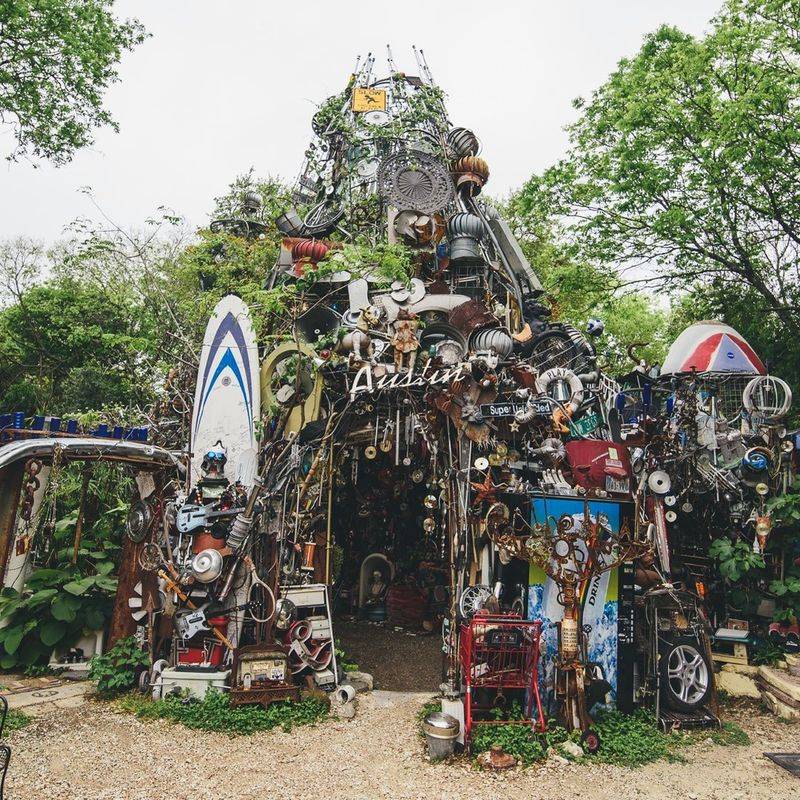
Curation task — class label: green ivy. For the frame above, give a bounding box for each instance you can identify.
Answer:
[327,243,413,286]
[116,690,329,736]
[471,723,550,765]
[4,709,32,732]
[88,636,149,696]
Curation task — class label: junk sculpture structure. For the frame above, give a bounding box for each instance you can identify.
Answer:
[2,50,798,748]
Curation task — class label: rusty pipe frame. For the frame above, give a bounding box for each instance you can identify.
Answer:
[0,437,179,472]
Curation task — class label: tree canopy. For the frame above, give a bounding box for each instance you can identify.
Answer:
[0,0,146,163]
[513,0,800,341]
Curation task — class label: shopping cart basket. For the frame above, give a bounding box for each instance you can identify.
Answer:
[459,614,546,746]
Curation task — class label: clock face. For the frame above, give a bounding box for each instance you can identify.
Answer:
[352,87,387,113]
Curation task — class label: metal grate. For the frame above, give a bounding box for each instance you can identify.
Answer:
[696,373,752,419]
[764,752,800,778]
[658,706,721,732]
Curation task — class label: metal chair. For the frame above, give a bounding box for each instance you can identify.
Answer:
[0,696,11,800]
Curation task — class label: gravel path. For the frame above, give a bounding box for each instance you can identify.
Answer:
[335,618,443,691]
[5,695,800,800]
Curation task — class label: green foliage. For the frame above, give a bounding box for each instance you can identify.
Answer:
[88,636,149,695]
[766,476,800,523]
[471,723,549,765]
[0,1,147,163]
[503,207,669,376]
[709,538,765,582]
[23,663,64,678]
[751,637,786,666]
[309,78,446,154]
[0,504,124,669]
[513,0,800,342]
[327,243,414,287]
[707,722,750,747]
[589,709,682,768]
[0,277,155,414]
[116,689,329,736]
[417,698,442,725]
[713,476,800,621]
[469,709,746,769]
[4,709,32,732]
[174,229,284,337]
[334,640,359,673]
[210,170,293,229]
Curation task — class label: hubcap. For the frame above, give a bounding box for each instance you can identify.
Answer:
[667,644,709,704]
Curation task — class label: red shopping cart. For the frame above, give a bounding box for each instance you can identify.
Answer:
[459,614,546,746]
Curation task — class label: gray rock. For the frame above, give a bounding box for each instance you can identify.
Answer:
[345,671,374,692]
[560,740,584,759]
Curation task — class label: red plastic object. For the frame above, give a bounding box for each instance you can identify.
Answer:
[176,639,225,667]
[565,439,631,491]
[459,614,546,746]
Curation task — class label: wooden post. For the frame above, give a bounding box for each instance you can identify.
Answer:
[107,471,163,648]
[72,466,92,564]
[324,442,334,585]
[0,464,25,588]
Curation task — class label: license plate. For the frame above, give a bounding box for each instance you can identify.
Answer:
[605,475,630,494]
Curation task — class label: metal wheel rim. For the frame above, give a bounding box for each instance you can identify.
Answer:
[667,644,709,705]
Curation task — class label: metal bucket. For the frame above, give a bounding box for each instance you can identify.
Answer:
[423,712,460,759]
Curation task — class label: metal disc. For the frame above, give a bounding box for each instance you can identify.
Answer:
[377,150,455,214]
[363,110,390,126]
[126,501,152,543]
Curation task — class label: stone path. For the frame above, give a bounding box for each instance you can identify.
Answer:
[3,691,800,800]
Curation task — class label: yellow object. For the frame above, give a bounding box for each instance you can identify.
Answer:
[260,342,323,435]
[352,87,387,112]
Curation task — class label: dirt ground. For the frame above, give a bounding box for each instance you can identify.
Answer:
[335,617,443,690]
[6,692,800,800]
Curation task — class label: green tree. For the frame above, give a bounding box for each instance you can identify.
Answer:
[504,207,670,375]
[514,0,800,339]
[0,278,154,414]
[0,0,147,163]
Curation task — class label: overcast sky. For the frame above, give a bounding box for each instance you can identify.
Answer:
[1,0,722,244]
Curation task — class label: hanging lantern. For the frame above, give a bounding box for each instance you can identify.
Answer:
[446,212,485,264]
[452,156,490,194]
[447,127,481,159]
[291,239,329,276]
[755,514,772,553]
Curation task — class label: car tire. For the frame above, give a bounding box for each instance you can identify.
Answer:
[659,637,712,712]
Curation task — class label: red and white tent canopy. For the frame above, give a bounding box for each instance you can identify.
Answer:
[661,321,766,376]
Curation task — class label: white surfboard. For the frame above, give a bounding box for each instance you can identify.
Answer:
[190,295,260,489]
